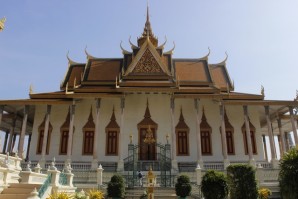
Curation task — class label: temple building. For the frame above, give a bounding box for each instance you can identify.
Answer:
[1,6,298,176]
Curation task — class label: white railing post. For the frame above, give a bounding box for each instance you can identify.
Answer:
[195,164,202,185]
[28,188,40,199]
[47,158,60,187]
[34,163,42,173]
[256,164,264,185]
[97,164,104,186]
[64,163,74,187]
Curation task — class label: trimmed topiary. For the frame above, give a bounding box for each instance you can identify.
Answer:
[201,170,228,199]
[279,147,298,199]
[107,174,125,199]
[175,175,192,198]
[227,164,258,199]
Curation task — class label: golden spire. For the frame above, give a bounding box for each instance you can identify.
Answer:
[137,2,158,47]
[0,17,6,32]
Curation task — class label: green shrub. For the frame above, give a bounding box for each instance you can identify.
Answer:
[107,174,125,198]
[279,148,298,199]
[201,170,228,199]
[227,164,258,199]
[175,175,192,198]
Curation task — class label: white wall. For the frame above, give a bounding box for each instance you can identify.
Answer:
[28,95,265,163]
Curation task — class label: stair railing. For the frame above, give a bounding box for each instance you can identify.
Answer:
[38,173,52,198]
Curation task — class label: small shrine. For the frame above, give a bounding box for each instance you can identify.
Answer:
[146,166,157,199]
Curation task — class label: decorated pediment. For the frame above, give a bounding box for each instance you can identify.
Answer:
[123,39,171,77]
[132,48,162,74]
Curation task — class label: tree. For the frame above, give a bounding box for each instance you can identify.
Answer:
[175,175,192,198]
[107,174,125,199]
[279,147,298,199]
[227,164,258,199]
[201,170,228,199]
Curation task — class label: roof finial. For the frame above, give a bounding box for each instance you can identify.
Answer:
[29,84,34,94]
[147,0,150,23]
[0,17,6,32]
[261,85,265,97]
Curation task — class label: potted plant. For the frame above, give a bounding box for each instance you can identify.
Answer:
[107,174,125,199]
[175,175,192,199]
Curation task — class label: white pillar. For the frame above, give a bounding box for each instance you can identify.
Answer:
[18,105,29,158]
[194,99,203,167]
[7,116,16,153]
[40,105,51,168]
[277,117,286,157]
[92,98,101,169]
[289,106,298,146]
[0,105,4,127]
[220,104,229,168]
[243,106,255,165]
[264,106,278,168]
[170,97,177,170]
[117,97,125,171]
[66,103,75,164]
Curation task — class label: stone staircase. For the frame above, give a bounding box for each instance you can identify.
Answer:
[0,183,41,199]
[125,187,177,199]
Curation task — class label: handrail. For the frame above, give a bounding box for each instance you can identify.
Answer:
[59,172,67,185]
[38,173,52,198]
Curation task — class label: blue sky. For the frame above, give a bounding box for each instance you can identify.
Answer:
[1,0,298,100]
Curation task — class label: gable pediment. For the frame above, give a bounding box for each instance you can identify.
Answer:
[123,39,171,77]
[132,48,163,74]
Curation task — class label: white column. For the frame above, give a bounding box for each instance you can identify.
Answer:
[7,116,16,153]
[18,105,29,158]
[66,103,75,164]
[277,117,286,157]
[194,99,203,167]
[264,106,278,168]
[117,97,125,171]
[92,99,101,169]
[289,106,298,146]
[0,105,4,127]
[220,104,229,168]
[2,131,9,153]
[39,105,51,168]
[243,106,255,165]
[170,97,177,170]
[25,134,32,161]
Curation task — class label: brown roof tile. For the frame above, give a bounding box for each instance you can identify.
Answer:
[210,66,228,89]
[87,60,121,81]
[174,61,211,82]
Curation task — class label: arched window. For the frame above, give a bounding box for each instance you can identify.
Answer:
[175,108,189,156]
[200,107,212,155]
[60,109,74,155]
[105,108,120,156]
[36,117,52,155]
[242,121,257,154]
[220,110,235,155]
[82,107,95,155]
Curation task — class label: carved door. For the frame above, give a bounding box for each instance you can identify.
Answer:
[139,128,156,160]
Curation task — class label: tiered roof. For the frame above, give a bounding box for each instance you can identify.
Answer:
[30,5,263,101]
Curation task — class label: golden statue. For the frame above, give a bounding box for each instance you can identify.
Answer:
[0,17,6,31]
[144,126,155,144]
